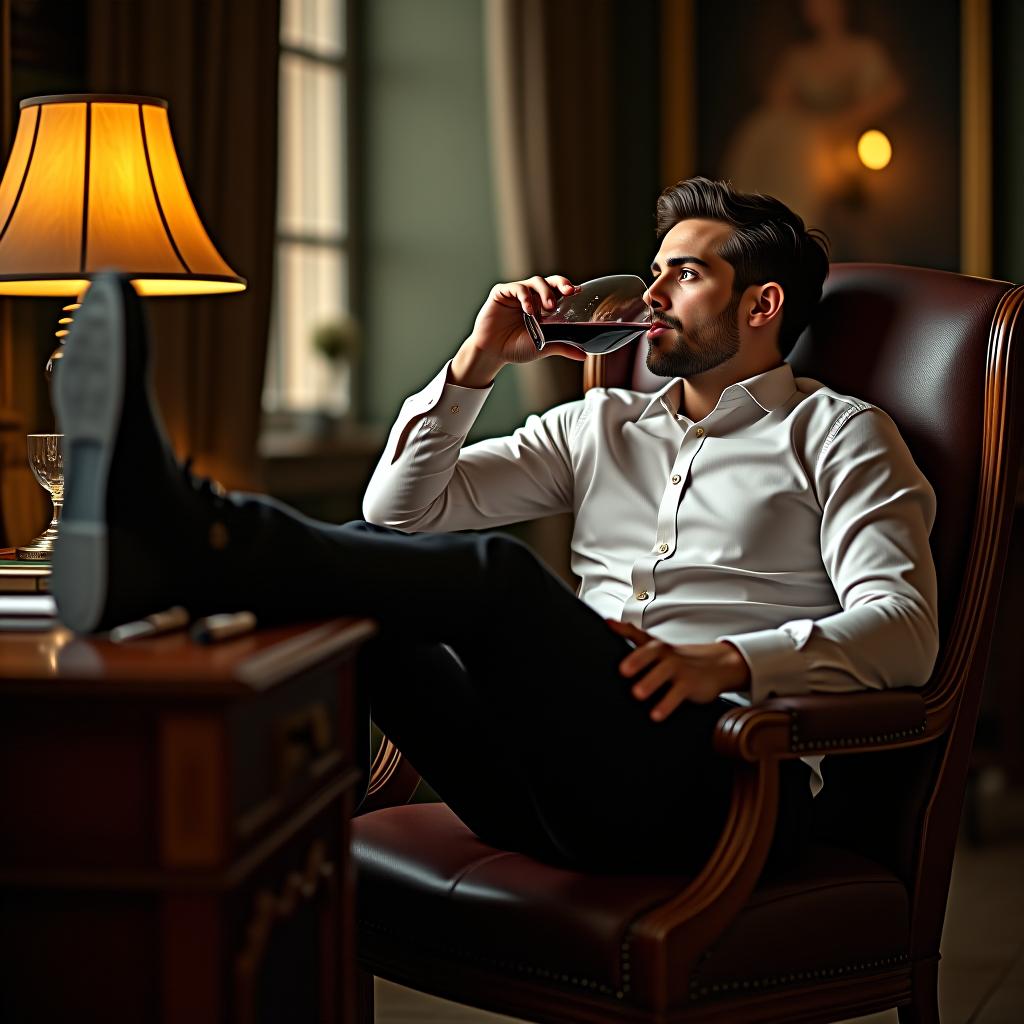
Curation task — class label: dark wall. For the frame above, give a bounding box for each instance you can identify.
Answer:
[994,0,1024,283]
[6,0,87,433]
[610,0,661,275]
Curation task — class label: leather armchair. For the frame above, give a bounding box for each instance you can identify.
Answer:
[352,264,1024,1023]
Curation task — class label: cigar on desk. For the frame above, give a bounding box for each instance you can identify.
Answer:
[109,606,190,643]
[190,611,258,644]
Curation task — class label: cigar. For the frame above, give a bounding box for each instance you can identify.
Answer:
[190,610,258,644]
[109,606,190,643]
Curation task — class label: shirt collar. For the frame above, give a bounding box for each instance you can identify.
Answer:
[722,362,797,413]
[637,362,797,422]
[638,376,684,421]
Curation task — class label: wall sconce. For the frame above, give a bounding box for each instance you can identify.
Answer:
[857,129,893,170]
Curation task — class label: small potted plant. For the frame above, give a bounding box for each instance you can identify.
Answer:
[311,314,361,431]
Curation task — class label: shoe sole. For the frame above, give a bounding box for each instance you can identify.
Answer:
[51,274,127,632]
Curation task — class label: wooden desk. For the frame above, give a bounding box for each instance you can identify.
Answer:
[0,617,376,1024]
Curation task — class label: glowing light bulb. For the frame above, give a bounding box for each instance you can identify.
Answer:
[858,129,892,170]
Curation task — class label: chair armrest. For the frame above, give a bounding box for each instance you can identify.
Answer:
[714,689,930,762]
[631,689,929,1006]
[354,736,422,816]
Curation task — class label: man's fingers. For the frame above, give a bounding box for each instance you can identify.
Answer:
[650,686,688,722]
[526,275,560,310]
[545,275,579,296]
[513,283,540,316]
[630,658,676,699]
[489,285,523,310]
[607,618,648,642]
[491,282,544,316]
[542,343,588,362]
[620,639,670,678]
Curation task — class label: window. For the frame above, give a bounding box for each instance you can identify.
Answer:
[264,0,354,420]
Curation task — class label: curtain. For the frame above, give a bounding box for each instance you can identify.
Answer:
[484,0,615,581]
[484,0,618,412]
[0,0,37,548]
[88,0,279,491]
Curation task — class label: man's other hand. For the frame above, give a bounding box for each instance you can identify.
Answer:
[450,276,586,389]
[606,619,751,722]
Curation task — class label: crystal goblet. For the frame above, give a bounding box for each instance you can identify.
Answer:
[15,433,64,561]
[522,274,652,354]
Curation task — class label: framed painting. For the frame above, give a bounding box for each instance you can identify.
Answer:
[661,0,991,274]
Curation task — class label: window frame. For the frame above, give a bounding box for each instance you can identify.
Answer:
[263,0,362,429]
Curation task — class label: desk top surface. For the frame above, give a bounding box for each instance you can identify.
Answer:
[0,617,378,699]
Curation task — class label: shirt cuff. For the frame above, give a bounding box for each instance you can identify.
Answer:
[425,379,492,435]
[400,359,492,436]
[716,627,811,702]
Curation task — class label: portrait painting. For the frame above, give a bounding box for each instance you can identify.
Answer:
[685,0,964,269]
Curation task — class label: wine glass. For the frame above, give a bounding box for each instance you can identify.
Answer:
[522,274,651,355]
[15,434,64,561]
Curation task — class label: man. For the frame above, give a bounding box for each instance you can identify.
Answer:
[52,178,938,874]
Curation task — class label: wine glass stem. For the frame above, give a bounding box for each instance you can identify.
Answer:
[50,498,62,528]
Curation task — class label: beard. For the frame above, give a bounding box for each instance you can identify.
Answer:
[646,295,741,379]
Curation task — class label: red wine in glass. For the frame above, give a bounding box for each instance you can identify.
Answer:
[526,320,650,354]
[523,274,651,355]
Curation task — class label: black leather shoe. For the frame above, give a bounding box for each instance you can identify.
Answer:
[52,273,229,631]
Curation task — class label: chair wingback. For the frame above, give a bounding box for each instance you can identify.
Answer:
[788,264,1013,640]
[586,263,1023,884]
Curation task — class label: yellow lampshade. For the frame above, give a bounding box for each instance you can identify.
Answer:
[0,94,246,296]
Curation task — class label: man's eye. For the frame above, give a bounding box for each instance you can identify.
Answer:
[678,268,697,282]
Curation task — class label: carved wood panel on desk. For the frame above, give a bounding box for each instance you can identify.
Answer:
[0,617,377,1024]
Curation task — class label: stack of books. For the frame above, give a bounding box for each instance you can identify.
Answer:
[0,552,51,594]
[0,550,56,629]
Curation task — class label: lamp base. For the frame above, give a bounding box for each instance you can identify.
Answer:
[16,521,59,561]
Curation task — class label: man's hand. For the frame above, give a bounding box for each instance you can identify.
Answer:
[606,619,751,721]
[449,276,587,389]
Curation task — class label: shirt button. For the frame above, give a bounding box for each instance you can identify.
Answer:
[450,404,460,414]
[636,591,649,601]
[695,427,705,437]
[671,474,681,485]
[657,543,669,553]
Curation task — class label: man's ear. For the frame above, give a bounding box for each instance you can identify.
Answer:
[747,282,784,328]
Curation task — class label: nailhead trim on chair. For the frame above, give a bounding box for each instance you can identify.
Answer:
[687,950,910,1001]
[789,711,926,752]
[359,917,634,1000]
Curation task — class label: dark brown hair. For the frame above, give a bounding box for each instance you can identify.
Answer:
[655,177,830,357]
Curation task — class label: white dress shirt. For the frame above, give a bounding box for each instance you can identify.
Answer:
[363,360,939,797]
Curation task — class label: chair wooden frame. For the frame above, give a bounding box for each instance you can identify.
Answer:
[356,272,1024,1023]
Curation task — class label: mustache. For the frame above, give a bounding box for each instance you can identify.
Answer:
[652,313,683,330]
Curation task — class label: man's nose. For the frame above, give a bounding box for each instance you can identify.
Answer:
[643,283,665,310]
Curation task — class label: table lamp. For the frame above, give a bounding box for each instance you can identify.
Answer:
[0,93,246,558]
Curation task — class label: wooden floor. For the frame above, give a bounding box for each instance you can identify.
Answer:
[371,774,1024,1023]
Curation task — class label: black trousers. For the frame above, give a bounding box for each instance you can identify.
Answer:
[240,509,813,874]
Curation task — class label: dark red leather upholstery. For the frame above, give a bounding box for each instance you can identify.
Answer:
[787,266,1014,884]
[355,804,908,1003]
